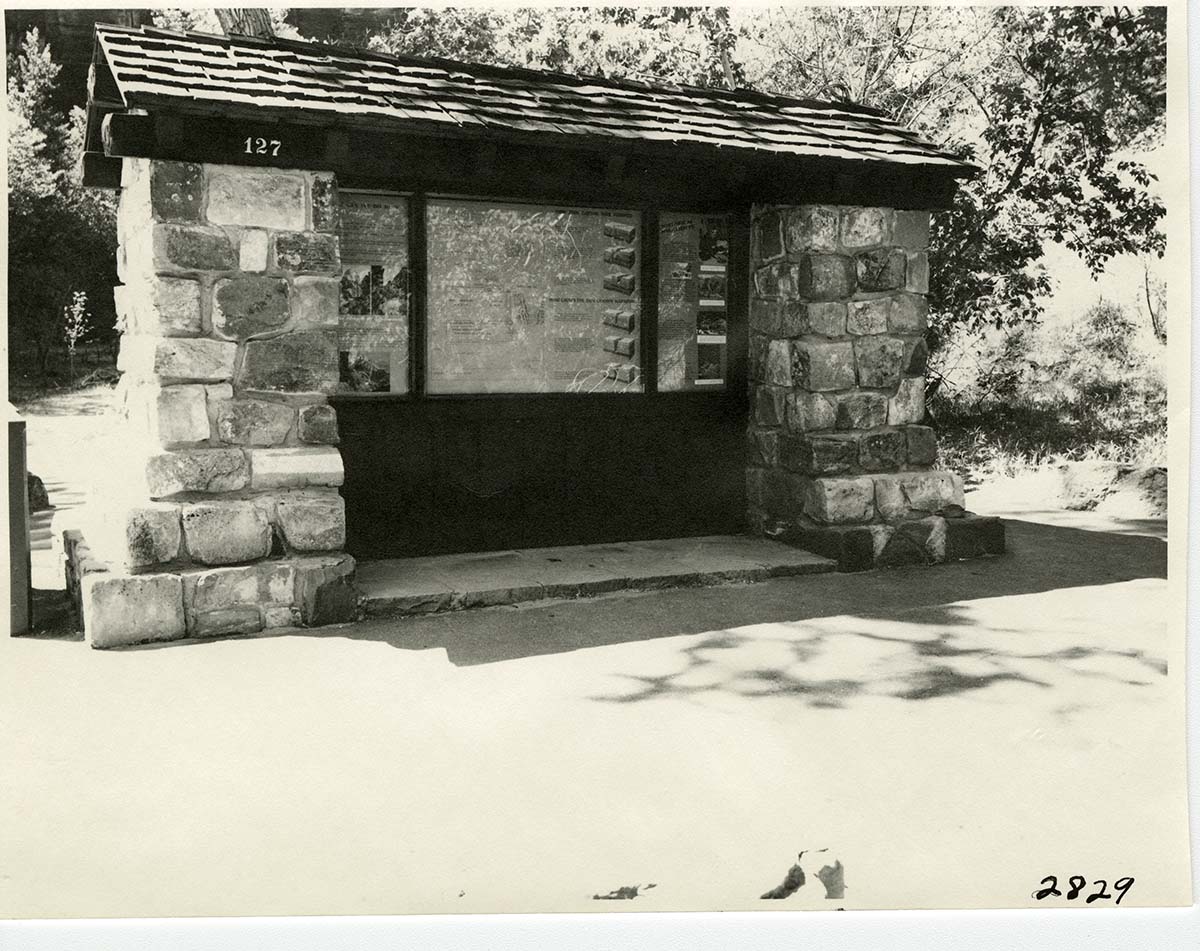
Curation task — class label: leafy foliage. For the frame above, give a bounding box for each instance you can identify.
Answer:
[7,29,117,377]
[743,5,1167,343]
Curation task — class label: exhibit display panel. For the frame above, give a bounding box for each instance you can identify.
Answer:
[337,192,410,393]
[658,213,729,392]
[425,199,643,394]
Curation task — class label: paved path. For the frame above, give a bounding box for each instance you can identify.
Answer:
[1,508,1183,916]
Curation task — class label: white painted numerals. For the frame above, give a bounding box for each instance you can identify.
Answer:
[243,136,281,156]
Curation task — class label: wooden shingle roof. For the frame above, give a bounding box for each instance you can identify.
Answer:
[89,23,973,175]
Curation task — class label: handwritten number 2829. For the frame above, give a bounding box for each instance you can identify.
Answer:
[1035,875,1133,905]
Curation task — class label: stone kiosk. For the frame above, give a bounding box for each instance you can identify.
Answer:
[69,24,1002,648]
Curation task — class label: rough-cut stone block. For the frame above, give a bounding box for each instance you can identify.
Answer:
[835,392,888,430]
[889,293,928,333]
[154,384,210,444]
[206,167,306,231]
[854,336,906,388]
[183,564,260,613]
[755,386,788,427]
[874,471,965,521]
[156,338,236,382]
[759,468,805,519]
[876,517,947,567]
[146,449,249,497]
[747,428,780,467]
[888,376,926,425]
[791,339,856,392]
[263,605,299,629]
[749,334,768,381]
[239,229,269,272]
[784,206,839,254]
[847,297,891,335]
[294,554,357,626]
[789,521,891,572]
[154,224,236,271]
[905,252,929,294]
[755,208,784,261]
[250,447,344,489]
[907,425,938,465]
[803,476,875,524]
[855,248,907,292]
[784,433,860,475]
[945,515,1006,560]
[292,277,339,330]
[786,392,837,432]
[122,503,182,569]
[116,277,203,336]
[182,501,272,565]
[213,277,291,340]
[83,573,185,649]
[840,207,892,248]
[311,173,339,232]
[782,301,845,337]
[215,399,294,446]
[904,337,929,377]
[150,162,202,222]
[239,332,338,393]
[273,232,339,272]
[754,263,799,300]
[798,254,855,301]
[750,298,782,336]
[297,404,339,444]
[764,340,792,387]
[277,494,346,551]
[859,429,907,471]
[893,210,931,249]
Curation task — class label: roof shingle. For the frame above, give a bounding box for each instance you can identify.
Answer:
[91,24,973,174]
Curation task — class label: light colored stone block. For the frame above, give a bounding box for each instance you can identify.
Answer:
[276,494,346,551]
[206,166,306,231]
[214,399,294,447]
[764,340,792,386]
[840,207,892,248]
[183,564,260,611]
[115,278,202,336]
[82,572,185,649]
[291,277,339,329]
[803,476,876,524]
[250,447,344,489]
[791,339,856,391]
[146,449,249,497]
[121,336,237,383]
[785,391,837,432]
[122,503,182,568]
[888,376,926,425]
[847,297,891,335]
[239,229,269,272]
[181,501,272,565]
[153,384,210,444]
[874,471,965,521]
[905,252,929,294]
[785,205,839,253]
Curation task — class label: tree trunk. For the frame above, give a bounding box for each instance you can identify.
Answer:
[214,9,275,39]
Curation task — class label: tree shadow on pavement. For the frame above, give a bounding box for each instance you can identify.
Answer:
[327,518,1167,685]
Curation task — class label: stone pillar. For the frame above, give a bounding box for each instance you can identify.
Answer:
[746,204,1003,570]
[71,159,355,647]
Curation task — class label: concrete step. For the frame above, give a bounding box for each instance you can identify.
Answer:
[356,534,836,617]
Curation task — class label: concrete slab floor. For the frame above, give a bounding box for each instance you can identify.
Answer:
[1,511,1187,918]
[356,535,836,616]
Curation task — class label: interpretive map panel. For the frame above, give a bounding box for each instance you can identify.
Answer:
[426,200,642,393]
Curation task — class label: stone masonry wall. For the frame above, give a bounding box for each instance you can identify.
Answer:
[746,204,1003,570]
[72,159,355,648]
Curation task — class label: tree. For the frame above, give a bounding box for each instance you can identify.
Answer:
[742,6,1167,348]
[7,29,118,378]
